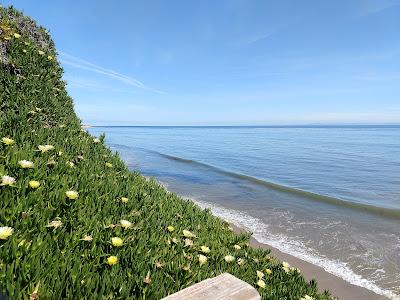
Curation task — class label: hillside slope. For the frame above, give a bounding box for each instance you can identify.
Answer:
[0,6,331,299]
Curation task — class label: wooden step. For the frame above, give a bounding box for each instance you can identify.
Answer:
[162,273,260,300]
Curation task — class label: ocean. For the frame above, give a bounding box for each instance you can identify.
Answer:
[89,125,400,299]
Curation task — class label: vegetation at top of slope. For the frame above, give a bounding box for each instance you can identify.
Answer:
[0,5,332,300]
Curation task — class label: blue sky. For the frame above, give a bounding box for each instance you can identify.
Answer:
[3,0,400,125]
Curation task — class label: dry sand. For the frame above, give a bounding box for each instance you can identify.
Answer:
[231,224,386,300]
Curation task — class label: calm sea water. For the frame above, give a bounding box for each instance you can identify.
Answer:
[89,126,400,299]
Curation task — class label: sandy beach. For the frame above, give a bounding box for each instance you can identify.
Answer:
[230,224,386,300]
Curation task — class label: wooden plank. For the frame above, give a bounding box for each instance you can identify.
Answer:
[162,273,261,300]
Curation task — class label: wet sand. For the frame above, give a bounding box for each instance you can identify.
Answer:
[230,224,386,300]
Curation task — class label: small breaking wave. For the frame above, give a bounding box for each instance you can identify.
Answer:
[116,145,400,220]
[189,198,399,299]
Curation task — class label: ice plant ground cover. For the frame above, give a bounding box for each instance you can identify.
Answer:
[0,6,332,299]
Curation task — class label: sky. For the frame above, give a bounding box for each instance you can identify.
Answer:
[3,0,400,125]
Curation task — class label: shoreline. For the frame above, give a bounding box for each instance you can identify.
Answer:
[153,180,394,299]
[230,224,386,300]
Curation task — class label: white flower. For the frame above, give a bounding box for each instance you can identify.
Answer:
[257,280,266,288]
[282,261,290,268]
[93,138,101,143]
[0,227,14,240]
[237,258,245,265]
[38,144,54,152]
[80,235,93,241]
[233,244,241,250]
[257,271,264,279]
[184,238,193,247]
[1,175,16,186]
[224,255,235,263]
[120,219,133,229]
[198,254,208,265]
[46,220,62,229]
[19,160,34,169]
[301,295,314,300]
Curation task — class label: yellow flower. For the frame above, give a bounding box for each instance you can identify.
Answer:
[257,280,266,288]
[183,229,196,238]
[65,190,79,200]
[198,254,208,265]
[47,55,53,60]
[38,144,54,152]
[256,271,264,279]
[19,160,34,169]
[224,255,235,263]
[13,33,21,39]
[2,137,14,145]
[24,41,30,46]
[107,255,118,266]
[120,220,132,229]
[0,226,14,240]
[1,175,16,186]
[105,162,113,168]
[265,268,272,275]
[38,50,45,55]
[121,197,129,203]
[233,244,241,250]
[29,180,40,189]
[200,245,210,253]
[167,226,175,232]
[111,237,123,247]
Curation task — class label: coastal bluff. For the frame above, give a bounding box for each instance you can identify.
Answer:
[1,5,332,299]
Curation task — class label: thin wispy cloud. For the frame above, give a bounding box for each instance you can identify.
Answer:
[59,51,165,94]
[232,27,279,47]
[62,75,146,95]
[358,0,400,17]
[244,30,277,45]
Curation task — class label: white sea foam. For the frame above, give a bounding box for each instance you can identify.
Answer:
[190,197,400,300]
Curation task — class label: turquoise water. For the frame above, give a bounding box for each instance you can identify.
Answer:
[89,126,400,299]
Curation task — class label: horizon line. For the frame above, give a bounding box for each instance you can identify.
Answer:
[87,123,400,128]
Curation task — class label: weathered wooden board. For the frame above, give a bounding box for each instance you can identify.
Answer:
[162,273,261,300]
